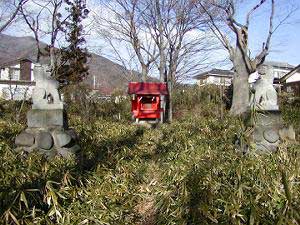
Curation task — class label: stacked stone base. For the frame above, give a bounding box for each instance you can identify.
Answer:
[15,109,80,158]
[251,110,295,152]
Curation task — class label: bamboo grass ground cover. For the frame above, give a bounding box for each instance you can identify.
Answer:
[0,100,300,224]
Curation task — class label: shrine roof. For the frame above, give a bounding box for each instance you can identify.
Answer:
[128,82,168,95]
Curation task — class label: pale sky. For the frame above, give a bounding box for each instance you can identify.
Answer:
[237,0,300,66]
[3,0,300,70]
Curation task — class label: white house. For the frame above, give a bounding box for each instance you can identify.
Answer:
[194,69,234,86]
[264,61,296,80]
[279,64,300,96]
[194,61,299,89]
[280,64,300,83]
[0,58,36,100]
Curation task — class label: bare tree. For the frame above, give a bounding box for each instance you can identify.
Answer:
[20,0,69,75]
[95,0,220,122]
[95,0,159,82]
[20,1,46,63]
[142,0,216,121]
[198,0,295,116]
[48,0,64,75]
[0,0,28,33]
[99,29,141,82]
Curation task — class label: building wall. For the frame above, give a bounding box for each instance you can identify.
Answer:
[0,65,20,80]
[0,61,35,100]
[273,68,290,79]
[0,62,34,81]
[197,68,296,87]
[286,72,300,83]
[198,76,232,86]
[0,83,34,100]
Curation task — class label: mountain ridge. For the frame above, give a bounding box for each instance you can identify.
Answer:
[0,33,141,95]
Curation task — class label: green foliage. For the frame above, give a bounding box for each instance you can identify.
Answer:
[59,0,90,85]
[0,119,76,224]
[62,85,131,122]
[173,85,221,110]
[0,98,31,124]
[281,97,300,140]
[173,85,226,119]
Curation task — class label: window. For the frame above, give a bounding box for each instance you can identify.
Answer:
[8,68,20,80]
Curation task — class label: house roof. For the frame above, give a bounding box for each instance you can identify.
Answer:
[280,64,300,83]
[128,82,168,95]
[0,57,34,68]
[193,69,234,80]
[194,61,296,80]
[264,61,295,70]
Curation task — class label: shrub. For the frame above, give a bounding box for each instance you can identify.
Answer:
[0,98,31,124]
[281,96,300,140]
[63,85,131,122]
[173,85,228,120]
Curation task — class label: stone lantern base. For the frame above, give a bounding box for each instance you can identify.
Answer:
[15,109,80,158]
[251,110,295,152]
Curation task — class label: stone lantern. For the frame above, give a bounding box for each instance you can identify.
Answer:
[15,64,80,158]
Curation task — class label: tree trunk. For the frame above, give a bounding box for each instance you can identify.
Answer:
[165,73,173,123]
[167,83,172,122]
[156,0,165,83]
[219,84,224,119]
[158,45,166,122]
[141,64,148,82]
[230,48,250,116]
[160,95,165,123]
[35,41,41,63]
[50,46,56,75]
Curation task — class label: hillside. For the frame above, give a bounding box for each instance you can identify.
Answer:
[0,34,141,94]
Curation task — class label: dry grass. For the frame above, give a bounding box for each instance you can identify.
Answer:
[0,89,299,224]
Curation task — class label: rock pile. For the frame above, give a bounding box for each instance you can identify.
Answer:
[15,112,80,158]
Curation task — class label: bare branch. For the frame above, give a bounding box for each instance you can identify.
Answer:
[197,2,233,56]
[246,0,267,28]
[255,0,275,66]
[0,0,29,33]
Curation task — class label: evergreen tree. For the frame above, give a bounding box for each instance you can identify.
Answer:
[59,0,90,85]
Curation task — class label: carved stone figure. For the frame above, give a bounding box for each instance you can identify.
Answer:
[32,64,63,110]
[239,65,296,153]
[249,65,279,111]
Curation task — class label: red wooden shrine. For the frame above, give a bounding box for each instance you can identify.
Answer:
[128,82,168,121]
